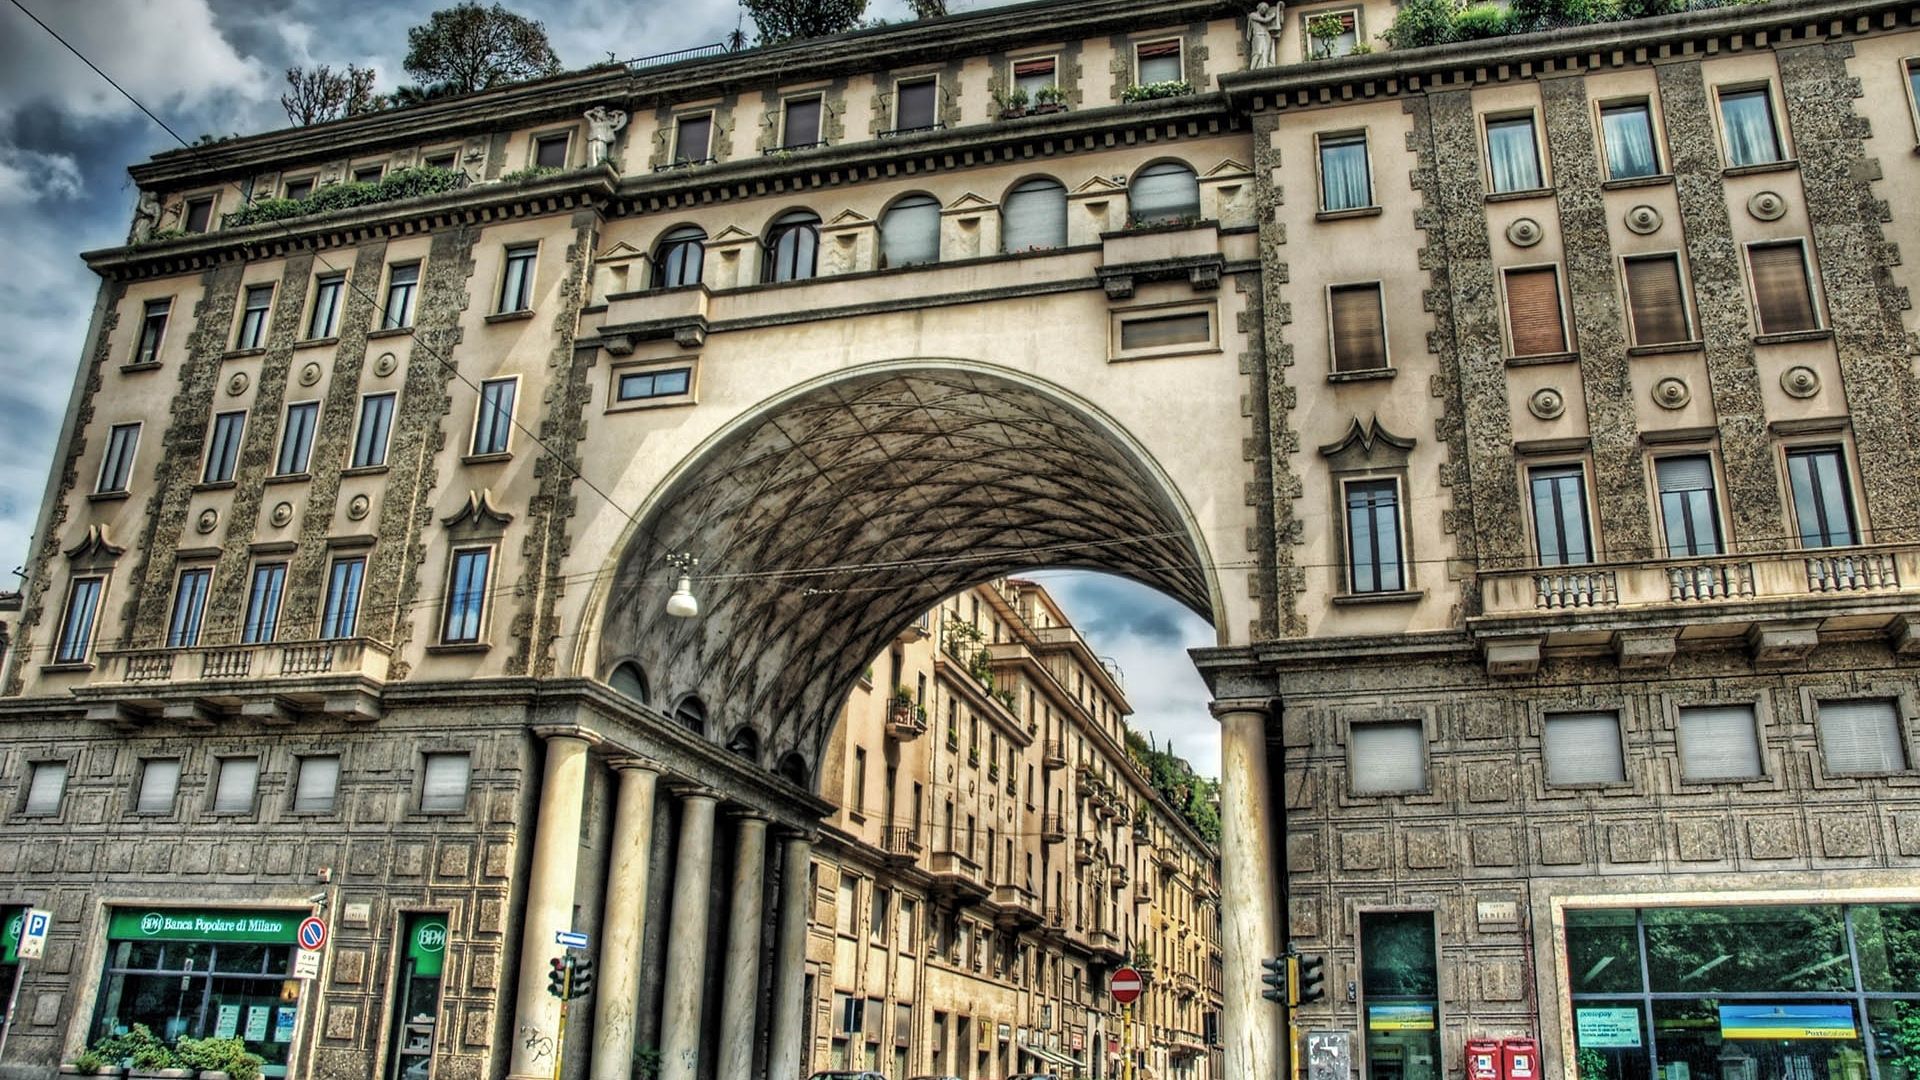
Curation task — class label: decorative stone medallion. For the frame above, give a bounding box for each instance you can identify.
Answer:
[270,501,294,527]
[1624,205,1663,235]
[1781,365,1821,399]
[1527,387,1566,420]
[299,361,322,387]
[196,508,218,534]
[373,352,398,378]
[347,493,371,521]
[1748,190,1788,222]
[225,372,249,397]
[1652,376,1691,410]
[1506,217,1543,248]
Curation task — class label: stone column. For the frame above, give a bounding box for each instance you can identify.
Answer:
[659,788,719,1080]
[592,760,661,1080]
[716,813,771,1080]
[509,732,592,1079]
[765,832,815,1080]
[1213,699,1282,1080]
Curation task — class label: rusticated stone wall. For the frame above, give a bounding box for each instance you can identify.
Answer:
[1250,111,1303,637]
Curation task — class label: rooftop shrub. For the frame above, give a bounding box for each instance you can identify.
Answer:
[222,165,467,229]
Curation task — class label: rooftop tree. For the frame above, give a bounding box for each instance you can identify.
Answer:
[402,2,561,95]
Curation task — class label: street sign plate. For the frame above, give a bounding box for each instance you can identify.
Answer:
[1110,965,1144,1005]
[17,908,50,960]
[555,930,590,950]
[292,948,322,980]
[297,916,327,952]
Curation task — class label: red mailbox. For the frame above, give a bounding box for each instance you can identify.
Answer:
[1466,1039,1501,1080]
[1499,1037,1539,1080]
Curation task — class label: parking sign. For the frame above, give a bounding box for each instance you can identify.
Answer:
[17,909,50,961]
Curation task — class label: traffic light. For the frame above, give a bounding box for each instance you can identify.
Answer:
[547,956,570,999]
[569,956,595,999]
[1296,953,1326,1005]
[1259,956,1288,1004]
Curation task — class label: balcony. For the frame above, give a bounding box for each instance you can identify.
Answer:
[883,826,923,866]
[929,847,988,902]
[1042,813,1068,843]
[1170,1029,1206,1057]
[1155,845,1181,872]
[1074,837,1097,865]
[1135,878,1154,904]
[989,883,1043,928]
[1043,906,1066,930]
[1175,972,1200,997]
[1089,928,1125,963]
[1110,864,1130,890]
[598,283,711,349]
[886,699,928,741]
[1043,740,1068,768]
[81,638,390,724]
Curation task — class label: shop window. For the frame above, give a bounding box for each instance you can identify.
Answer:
[388,914,449,1079]
[420,752,470,813]
[1348,721,1425,795]
[1359,911,1439,1080]
[1676,703,1763,781]
[1815,699,1908,775]
[1544,711,1625,785]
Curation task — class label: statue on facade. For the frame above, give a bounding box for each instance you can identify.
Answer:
[130,188,162,242]
[584,106,629,168]
[1248,1,1284,68]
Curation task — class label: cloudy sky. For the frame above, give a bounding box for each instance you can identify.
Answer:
[0,0,1222,776]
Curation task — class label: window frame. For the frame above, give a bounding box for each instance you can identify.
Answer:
[351,391,396,469]
[671,112,715,166]
[779,95,826,150]
[1108,300,1219,362]
[1297,5,1363,59]
[1345,717,1430,796]
[878,192,942,269]
[321,555,367,640]
[351,162,385,184]
[1782,441,1862,550]
[133,756,182,816]
[241,561,288,645]
[96,422,141,495]
[209,755,261,816]
[531,129,574,171]
[276,400,321,477]
[608,360,698,412]
[439,545,495,646]
[497,244,538,314]
[1527,459,1598,567]
[1743,237,1824,336]
[1540,708,1630,788]
[1594,96,1665,181]
[165,565,213,649]
[1501,262,1573,359]
[291,753,342,814]
[1133,37,1185,86]
[418,751,472,814]
[1671,699,1769,784]
[235,283,274,350]
[21,759,69,818]
[1482,110,1548,195]
[282,175,316,201]
[1651,450,1727,558]
[54,576,105,665]
[1325,280,1390,374]
[203,410,246,485]
[1620,250,1697,347]
[762,211,822,284]
[1714,82,1790,168]
[381,262,420,330]
[132,297,172,366]
[1812,697,1912,778]
[892,75,941,133]
[305,272,345,341]
[1340,475,1409,595]
[420,145,460,171]
[1315,129,1375,214]
[182,194,216,234]
[1010,54,1059,98]
[470,376,519,457]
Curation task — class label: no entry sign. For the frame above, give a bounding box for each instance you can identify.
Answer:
[1111,966,1144,1005]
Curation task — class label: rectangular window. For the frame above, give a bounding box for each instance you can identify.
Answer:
[1349,720,1426,794]
[1530,464,1593,566]
[1718,86,1784,167]
[1600,100,1660,179]
[203,411,245,484]
[293,755,341,812]
[1361,911,1439,1073]
[1136,39,1183,85]
[237,284,273,349]
[441,547,491,644]
[1544,711,1626,784]
[321,556,366,638]
[1118,310,1211,351]
[183,196,214,233]
[1786,446,1858,548]
[1817,699,1908,775]
[166,566,212,649]
[1318,132,1371,211]
[276,401,319,475]
[1676,703,1764,780]
[55,577,102,664]
[352,393,396,468]
[472,378,516,456]
[382,263,419,329]
[24,761,66,817]
[352,163,384,184]
[133,299,171,365]
[283,177,315,200]
[1747,240,1819,334]
[1656,455,1723,557]
[136,758,181,814]
[673,114,712,164]
[836,875,859,937]
[1013,56,1056,98]
[1329,283,1387,372]
[615,368,691,402]
[1485,114,1544,193]
[498,245,536,313]
[1344,479,1404,593]
[896,78,938,130]
[241,562,287,644]
[97,422,140,494]
[306,273,344,339]
[1624,253,1691,346]
[212,756,259,814]
[1910,60,1920,134]
[870,884,889,941]
[1504,266,1568,357]
[420,752,470,812]
[423,150,458,171]
[534,132,570,170]
[783,98,823,148]
[1302,9,1360,57]
[852,746,867,812]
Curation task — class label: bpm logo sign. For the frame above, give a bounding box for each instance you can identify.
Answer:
[416,925,446,952]
[139,913,165,936]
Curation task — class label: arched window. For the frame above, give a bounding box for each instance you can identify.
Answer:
[674,695,707,736]
[763,211,820,283]
[726,726,761,761]
[608,662,648,703]
[1001,178,1067,253]
[777,752,810,787]
[652,226,706,288]
[1129,162,1200,226]
[880,194,941,268]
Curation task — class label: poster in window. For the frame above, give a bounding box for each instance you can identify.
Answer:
[1367,1004,1436,1030]
[1575,1007,1643,1048]
[216,1004,241,1039]
[245,1006,270,1042]
[1718,1004,1856,1040]
[275,1006,298,1042]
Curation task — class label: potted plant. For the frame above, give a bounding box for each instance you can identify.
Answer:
[889,686,915,724]
[61,1049,119,1076]
[1032,85,1068,113]
[1306,12,1348,58]
[103,1026,185,1079]
[996,86,1030,118]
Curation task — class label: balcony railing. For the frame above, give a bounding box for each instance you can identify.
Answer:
[886,700,928,741]
[1479,544,1918,618]
[96,638,391,685]
[1042,813,1068,842]
[883,827,923,862]
[1043,740,1068,768]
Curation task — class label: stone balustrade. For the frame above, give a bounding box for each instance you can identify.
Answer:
[94,637,392,685]
[1478,543,1917,618]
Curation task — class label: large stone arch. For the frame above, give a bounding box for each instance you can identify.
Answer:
[583,359,1223,780]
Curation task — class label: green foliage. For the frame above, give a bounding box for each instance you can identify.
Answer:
[222,166,468,229]
[632,1045,663,1080]
[1380,0,1460,48]
[1348,40,1375,54]
[174,1036,265,1080]
[1884,1001,1920,1079]
[1306,13,1348,58]
[1577,1048,1610,1080]
[997,85,1031,112]
[1450,5,1514,39]
[1126,731,1222,845]
[72,1049,109,1074]
[744,0,868,43]
[1509,0,1622,30]
[1121,80,1194,103]
[1034,84,1067,107]
[404,3,561,94]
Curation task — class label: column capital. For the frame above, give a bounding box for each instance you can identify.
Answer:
[1208,698,1271,721]
[669,783,723,803]
[728,808,773,824]
[773,825,819,845]
[608,755,664,775]
[531,723,605,747]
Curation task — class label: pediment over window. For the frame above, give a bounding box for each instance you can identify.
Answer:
[65,525,125,569]
[595,241,645,266]
[943,191,996,214]
[1201,157,1253,180]
[1318,417,1415,472]
[708,224,757,245]
[442,489,514,538]
[823,208,874,228]
[1071,174,1126,197]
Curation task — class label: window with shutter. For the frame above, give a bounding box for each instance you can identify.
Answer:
[1747,241,1818,334]
[1013,57,1056,97]
[1624,253,1691,345]
[1816,700,1908,775]
[1544,712,1626,784]
[1676,704,1764,781]
[137,758,180,814]
[24,762,66,817]
[1136,40,1183,84]
[294,755,341,812]
[880,194,941,267]
[1656,455,1723,557]
[1001,179,1067,252]
[673,114,712,163]
[783,98,822,148]
[1118,310,1211,352]
[895,79,938,131]
[213,757,258,814]
[1329,283,1387,371]
[1504,267,1568,356]
[420,753,471,812]
[1349,720,1426,794]
[1129,162,1199,226]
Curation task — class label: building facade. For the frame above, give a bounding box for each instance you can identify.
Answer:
[811,579,1224,1080]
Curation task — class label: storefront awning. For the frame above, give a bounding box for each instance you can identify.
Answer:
[1020,1041,1084,1070]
